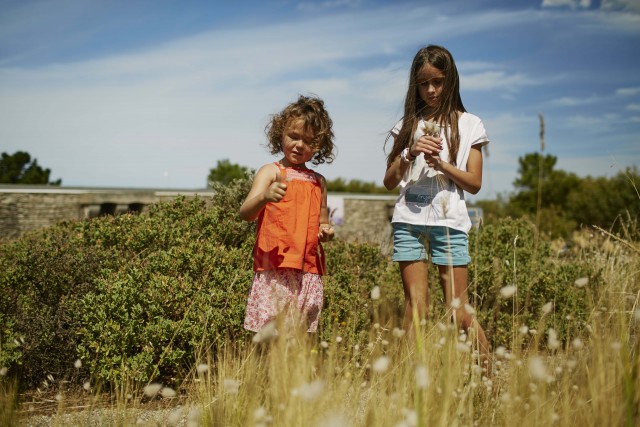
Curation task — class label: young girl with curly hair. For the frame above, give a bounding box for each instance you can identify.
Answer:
[240,95,336,333]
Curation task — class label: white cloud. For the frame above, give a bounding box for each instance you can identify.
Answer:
[462,71,537,91]
[601,0,640,12]
[549,95,603,106]
[542,0,591,9]
[616,87,640,96]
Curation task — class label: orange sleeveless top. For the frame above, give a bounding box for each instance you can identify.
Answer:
[253,163,325,275]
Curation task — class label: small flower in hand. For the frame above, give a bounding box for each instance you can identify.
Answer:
[318,224,334,242]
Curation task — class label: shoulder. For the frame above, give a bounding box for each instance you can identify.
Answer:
[254,163,279,180]
[459,112,484,126]
[313,171,326,185]
[459,112,489,145]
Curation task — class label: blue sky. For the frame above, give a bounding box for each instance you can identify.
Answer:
[1,0,639,200]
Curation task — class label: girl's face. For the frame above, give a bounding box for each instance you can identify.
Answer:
[416,63,445,110]
[281,119,317,167]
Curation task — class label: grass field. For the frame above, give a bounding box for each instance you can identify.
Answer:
[2,228,639,427]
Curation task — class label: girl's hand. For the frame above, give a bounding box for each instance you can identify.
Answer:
[318,224,334,242]
[263,172,287,203]
[425,152,444,170]
[410,134,442,159]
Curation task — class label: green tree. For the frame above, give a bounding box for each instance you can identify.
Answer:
[325,177,394,194]
[509,153,580,215]
[506,152,580,237]
[207,159,250,187]
[0,151,61,185]
[567,167,640,231]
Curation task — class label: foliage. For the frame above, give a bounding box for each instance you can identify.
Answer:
[0,172,614,390]
[325,177,395,194]
[478,153,639,238]
[207,159,251,187]
[0,151,61,185]
[468,217,596,348]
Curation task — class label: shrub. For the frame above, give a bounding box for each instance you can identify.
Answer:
[468,217,596,348]
[0,178,606,390]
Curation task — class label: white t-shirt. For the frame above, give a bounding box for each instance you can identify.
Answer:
[390,112,490,233]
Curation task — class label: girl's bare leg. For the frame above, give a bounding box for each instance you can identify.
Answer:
[438,265,491,375]
[399,260,430,333]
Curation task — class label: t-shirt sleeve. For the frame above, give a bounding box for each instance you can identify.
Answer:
[471,118,490,148]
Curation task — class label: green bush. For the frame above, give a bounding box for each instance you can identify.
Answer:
[468,217,596,348]
[0,178,604,390]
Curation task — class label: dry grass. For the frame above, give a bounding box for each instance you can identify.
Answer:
[3,232,639,427]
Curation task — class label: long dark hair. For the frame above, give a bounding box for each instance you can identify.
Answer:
[386,45,466,167]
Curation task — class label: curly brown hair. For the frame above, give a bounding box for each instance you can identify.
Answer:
[265,95,336,166]
[386,45,466,167]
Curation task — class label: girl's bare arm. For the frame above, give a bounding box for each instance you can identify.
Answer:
[431,145,483,194]
[317,174,334,242]
[239,164,287,221]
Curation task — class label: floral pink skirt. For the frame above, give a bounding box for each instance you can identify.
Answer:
[243,268,324,333]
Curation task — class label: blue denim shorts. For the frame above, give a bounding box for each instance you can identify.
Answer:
[392,223,471,266]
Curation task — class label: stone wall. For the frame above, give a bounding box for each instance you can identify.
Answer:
[0,185,215,241]
[0,186,480,249]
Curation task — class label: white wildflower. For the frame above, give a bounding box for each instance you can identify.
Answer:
[196,363,209,374]
[572,338,584,350]
[456,342,471,353]
[223,379,240,394]
[528,356,548,381]
[541,302,553,315]
[252,321,278,343]
[372,356,390,373]
[495,346,506,359]
[547,328,560,350]
[0,367,7,376]
[518,325,529,335]
[167,408,183,426]
[574,277,589,288]
[160,387,177,398]
[450,298,461,309]
[74,359,82,369]
[187,407,202,427]
[83,381,91,391]
[253,406,267,421]
[336,336,343,343]
[297,380,325,401]
[464,303,476,315]
[370,286,381,300]
[392,327,406,338]
[315,413,349,427]
[320,341,329,348]
[499,285,517,298]
[143,383,163,398]
[415,364,430,389]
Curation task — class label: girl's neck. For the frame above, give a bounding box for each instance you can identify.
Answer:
[421,110,463,122]
[278,158,309,169]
